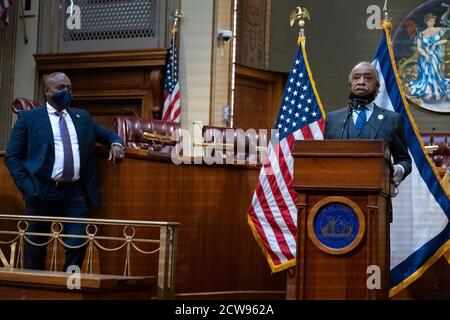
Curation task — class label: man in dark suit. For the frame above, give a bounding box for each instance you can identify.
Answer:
[324,62,412,185]
[5,72,125,271]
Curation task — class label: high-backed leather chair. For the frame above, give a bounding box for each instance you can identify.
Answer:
[12,97,42,114]
[421,132,450,168]
[115,116,181,154]
[202,125,267,164]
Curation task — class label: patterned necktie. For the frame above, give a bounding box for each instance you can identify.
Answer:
[355,107,367,133]
[55,111,74,181]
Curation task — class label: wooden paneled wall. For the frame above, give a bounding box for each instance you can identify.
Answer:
[234,64,287,131]
[33,50,167,131]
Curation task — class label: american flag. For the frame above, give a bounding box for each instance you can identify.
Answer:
[0,0,12,26]
[247,38,325,272]
[162,36,180,123]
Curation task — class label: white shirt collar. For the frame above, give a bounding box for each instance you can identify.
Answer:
[365,101,375,111]
[46,102,67,115]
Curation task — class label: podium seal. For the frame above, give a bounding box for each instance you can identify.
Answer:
[307,196,366,255]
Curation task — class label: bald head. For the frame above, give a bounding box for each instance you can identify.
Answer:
[43,72,72,110]
[43,72,70,89]
[348,62,380,98]
[349,62,379,83]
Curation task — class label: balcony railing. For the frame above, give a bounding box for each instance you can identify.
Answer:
[0,214,178,299]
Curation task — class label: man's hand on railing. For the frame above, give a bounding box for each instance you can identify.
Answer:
[109,143,125,164]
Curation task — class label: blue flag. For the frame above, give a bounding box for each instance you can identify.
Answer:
[372,26,450,297]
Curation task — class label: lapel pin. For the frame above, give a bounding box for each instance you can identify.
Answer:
[378,114,384,120]
[76,114,80,118]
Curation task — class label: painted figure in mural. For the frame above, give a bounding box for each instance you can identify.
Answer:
[408,13,450,101]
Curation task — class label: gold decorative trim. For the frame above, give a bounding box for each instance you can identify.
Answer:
[247,216,296,273]
[307,196,366,256]
[298,37,326,119]
[389,240,450,297]
[444,248,450,264]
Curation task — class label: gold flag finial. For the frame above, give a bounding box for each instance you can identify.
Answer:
[290,6,311,38]
[171,9,184,34]
[381,0,392,30]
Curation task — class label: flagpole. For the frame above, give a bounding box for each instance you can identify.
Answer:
[381,0,392,31]
[19,0,29,44]
[289,5,327,120]
[170,9,183,35]
[170,9,183,77]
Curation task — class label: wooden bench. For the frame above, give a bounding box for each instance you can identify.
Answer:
[0,268,156,300]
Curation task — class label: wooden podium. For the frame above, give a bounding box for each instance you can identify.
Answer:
[287,140,392,300]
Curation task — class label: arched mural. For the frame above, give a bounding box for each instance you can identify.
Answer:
[393,0,450,113]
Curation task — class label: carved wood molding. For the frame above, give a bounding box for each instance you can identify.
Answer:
[34,49,167,71]
[236,0,271,70]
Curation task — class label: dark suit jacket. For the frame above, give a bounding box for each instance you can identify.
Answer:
[4,106,123,207]
[324,104,412,177]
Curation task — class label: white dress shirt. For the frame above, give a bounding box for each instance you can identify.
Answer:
[351,101,375,125]
[47,103,81,181]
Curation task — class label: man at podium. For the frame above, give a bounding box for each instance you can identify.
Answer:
[324,62,412,186]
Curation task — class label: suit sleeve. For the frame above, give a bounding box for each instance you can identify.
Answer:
[4,112,36,198]
[391,114,412,178]
[93,121,124,147]
[78,109,123,147]
[324,113,340,140]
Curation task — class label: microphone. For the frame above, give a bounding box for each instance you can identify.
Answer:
[350,98,370,109]
[339,98,370,140]
[349,100,386,140]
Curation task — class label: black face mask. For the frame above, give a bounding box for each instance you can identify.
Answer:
[50,89,72,111]
[348,92,376,105]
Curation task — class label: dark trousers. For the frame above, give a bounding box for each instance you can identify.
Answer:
[25,182,88,271]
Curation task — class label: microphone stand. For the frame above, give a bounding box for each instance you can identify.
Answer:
[339,104,353,140]
[347,98,369,139]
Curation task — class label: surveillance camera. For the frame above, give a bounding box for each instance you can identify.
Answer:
[217,30,233,42]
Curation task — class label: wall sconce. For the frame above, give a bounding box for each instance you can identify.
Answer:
[222,105,232,125]
[217,30,233,43]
